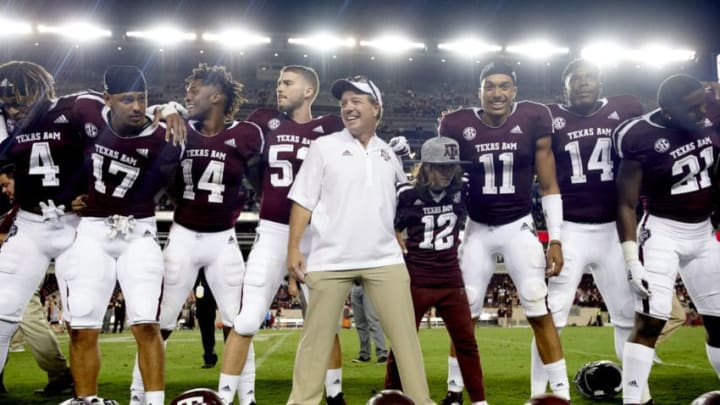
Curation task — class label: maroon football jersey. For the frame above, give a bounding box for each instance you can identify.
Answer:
[247,108,344,224]
[439,101,553,225]
[73,93,182,219]
[171,120,263,232]
[0,95,86,212]
[548,95,643,223]
[395,181,467,288]
[615,107,720,222]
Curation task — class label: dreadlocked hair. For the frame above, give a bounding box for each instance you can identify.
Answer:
[185,63,246,117]
[0,61,56,103]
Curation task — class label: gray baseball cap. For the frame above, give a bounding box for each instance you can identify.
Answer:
[420,136,471,165]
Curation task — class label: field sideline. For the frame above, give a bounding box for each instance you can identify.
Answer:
[2,326,715,404]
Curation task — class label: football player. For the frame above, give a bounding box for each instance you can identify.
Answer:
[387,136,488,405]
[533,59,643,396]
[439,61,570,400]
[614,74,720,404]
[128,63,263,405]
[218,65,346,405]
[0,61,86,379]
[59,65,183,405]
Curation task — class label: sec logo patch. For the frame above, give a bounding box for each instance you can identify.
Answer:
[268,118,281,131]
[462,126,476,141]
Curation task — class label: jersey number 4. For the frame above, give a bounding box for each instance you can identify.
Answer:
[181,159,226,203]
[564,138,614,184]
[29,142,60,186]
[419,212,457,250]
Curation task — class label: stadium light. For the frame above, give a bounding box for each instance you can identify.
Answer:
[126,27,196,43]
[203,30,271,48]
[38,22,111,41]
[580,42,627,65]
[0,19,32,37]
[359,35,425,54]
[288,33,356,50]
[581,41,695,67]
[506,40,569,59]
[636,44,695,67]
[438,38,502,57]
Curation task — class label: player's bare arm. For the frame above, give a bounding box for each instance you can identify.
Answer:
[287,202,312,282]
[535,135,564,276]
[615,159,643,243]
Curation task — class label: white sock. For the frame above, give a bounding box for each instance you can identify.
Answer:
[622,342,654,404]
[530,337,548,396]
[218,373,242,404]
[325,368,343,398]
[130,353,145,404]
[471,402,489,405]
[447,356,464,392]
[145,390,164,405]
[544,358,569,400]
[239,343,256,405]
[706,343,720,380]
[614,326,632,361]
[0,320,18,374]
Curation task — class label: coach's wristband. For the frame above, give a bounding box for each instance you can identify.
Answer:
[541,194,563,242]
[621,241,640,265]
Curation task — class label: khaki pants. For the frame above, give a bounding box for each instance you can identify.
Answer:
[18,291,68,380]
[287,264,434,405]
[657,294,686,346]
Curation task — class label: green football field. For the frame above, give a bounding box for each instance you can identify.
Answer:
[1,326,715,404]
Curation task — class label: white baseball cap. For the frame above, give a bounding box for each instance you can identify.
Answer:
[331,76,382,107]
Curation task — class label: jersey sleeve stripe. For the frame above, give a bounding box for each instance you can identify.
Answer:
[246,120,265,154]
[613,117,644,159]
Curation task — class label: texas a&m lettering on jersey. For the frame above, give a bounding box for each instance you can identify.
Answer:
[548,95,643,223]
[73,93,182,218]
[171,119,264,232]
[439,101,553,225]
[0,94,86,212]
[247,108,343,224]
[614,101,720,222]
[395,181,467,288]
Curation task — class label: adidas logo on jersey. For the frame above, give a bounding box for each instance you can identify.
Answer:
[608,111,620,120]
[413,199,424,206]
[224,138,237,148]
[228,235,236,244]
[510,125,523,134]
[342,150,353,156]
[53,114,70,124]
[136,148,149,158]
[313,125,324,133]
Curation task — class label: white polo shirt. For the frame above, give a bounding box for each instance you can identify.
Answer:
[288,128,407,271]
